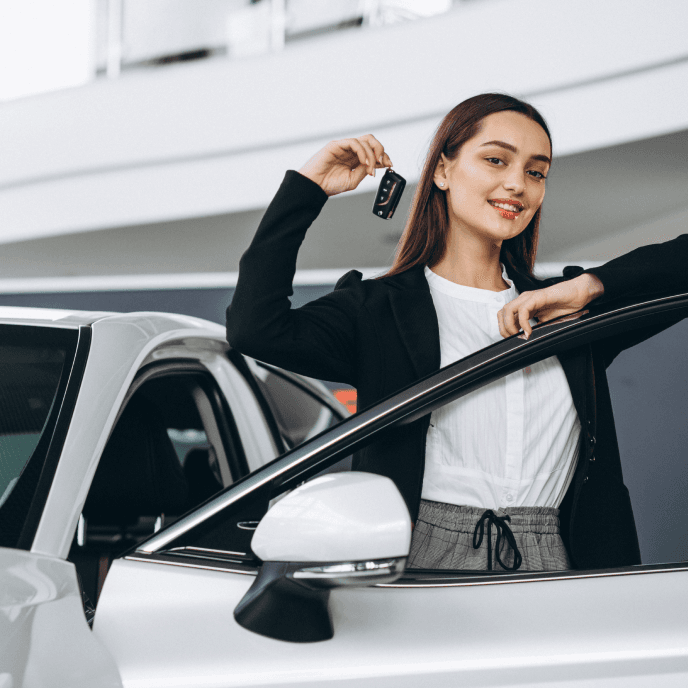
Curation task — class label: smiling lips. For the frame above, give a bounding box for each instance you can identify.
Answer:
[488,198,524,220]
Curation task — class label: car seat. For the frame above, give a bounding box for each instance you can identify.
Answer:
[70,393,190,609]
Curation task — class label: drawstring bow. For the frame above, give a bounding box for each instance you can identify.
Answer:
[472,509,523,571]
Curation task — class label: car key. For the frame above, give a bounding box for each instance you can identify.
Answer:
[372,168,406,220]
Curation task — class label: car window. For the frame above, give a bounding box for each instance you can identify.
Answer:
[135,299,688,579]
[0,325,80,549]
[606,315,688,565]
[70,367,247,607]
[251,365,342,449]
[0,346,64,507]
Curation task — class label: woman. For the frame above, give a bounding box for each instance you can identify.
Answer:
[227,93,688,572]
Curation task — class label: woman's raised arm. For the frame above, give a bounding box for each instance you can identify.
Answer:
[226,137,391,386]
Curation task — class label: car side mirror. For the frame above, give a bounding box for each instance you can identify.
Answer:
[233,472,412,642]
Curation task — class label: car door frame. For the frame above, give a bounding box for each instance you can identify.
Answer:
[133,289,688,580]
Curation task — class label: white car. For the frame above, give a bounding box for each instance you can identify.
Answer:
[0,307,346,687]
[2,288,688,688]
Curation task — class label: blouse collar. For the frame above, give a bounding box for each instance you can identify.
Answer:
[424,263,518,304]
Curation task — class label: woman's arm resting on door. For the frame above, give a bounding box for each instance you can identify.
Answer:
[499,233,688,339]
[583,233,688,305]
[498,273,604,339]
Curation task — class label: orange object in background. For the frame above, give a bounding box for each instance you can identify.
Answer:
[333,388,357,414]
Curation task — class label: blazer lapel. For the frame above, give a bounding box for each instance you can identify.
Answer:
[384,261,569,383]
[386,265,441,379]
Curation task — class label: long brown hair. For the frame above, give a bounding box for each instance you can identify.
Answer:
[383,93,552,280]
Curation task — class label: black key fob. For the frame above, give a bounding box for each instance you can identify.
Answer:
[372,168,406,220]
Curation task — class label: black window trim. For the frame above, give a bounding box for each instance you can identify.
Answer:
[134,290,688,589]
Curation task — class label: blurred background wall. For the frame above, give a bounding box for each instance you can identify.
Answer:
[0,0,687,322]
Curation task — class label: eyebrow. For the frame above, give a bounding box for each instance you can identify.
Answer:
[479,140,551,165]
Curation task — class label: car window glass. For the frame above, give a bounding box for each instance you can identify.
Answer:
[392,310,688,573]
[0,342,66,509]
[70,370,244,608]
[0,326,78,551]
[606,316,688,565]
[167,427,209,462]
[251,366,341,449]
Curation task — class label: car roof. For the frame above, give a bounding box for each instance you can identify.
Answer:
[0,305,225,334]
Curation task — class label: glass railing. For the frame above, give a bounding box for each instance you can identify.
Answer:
[0,0,458,101]
[96,0,455,78]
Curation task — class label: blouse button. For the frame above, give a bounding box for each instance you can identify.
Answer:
[506,494,513,502]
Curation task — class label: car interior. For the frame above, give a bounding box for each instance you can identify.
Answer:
[68,372,241,613]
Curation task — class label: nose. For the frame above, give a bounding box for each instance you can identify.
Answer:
[503,167,525,195]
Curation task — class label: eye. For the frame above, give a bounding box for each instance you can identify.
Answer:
[527,170,547,180]
[486,157,505,166]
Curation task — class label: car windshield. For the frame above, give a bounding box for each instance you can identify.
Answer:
[0,325,78,541]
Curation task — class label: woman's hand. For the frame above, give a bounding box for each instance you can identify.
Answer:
[498,274,605,339]
[298,135,392,197]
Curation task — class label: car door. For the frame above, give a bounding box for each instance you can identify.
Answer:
[92,293,688,687]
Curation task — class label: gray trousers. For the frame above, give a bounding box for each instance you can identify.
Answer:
[407,500,571,572]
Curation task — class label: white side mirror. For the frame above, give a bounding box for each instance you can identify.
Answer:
[234,472,412,642]
[252,471,411,563]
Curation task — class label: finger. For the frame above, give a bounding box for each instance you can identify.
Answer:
[360,134,385,166]
[356,138,378,176]
[518,305,532,339]
[502,303,519,336]
[346,139,370,176]
[500,308,518,338]
[497,309,508,339]
[326,139,359,167]
[383,152,393,168]
[349,164,369,189]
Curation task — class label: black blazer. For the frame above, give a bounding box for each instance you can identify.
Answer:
[227,170,688,570]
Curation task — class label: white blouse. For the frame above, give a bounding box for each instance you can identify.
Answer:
[421,265,581,510]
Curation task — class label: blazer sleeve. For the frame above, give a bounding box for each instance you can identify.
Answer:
[581,233,688,305]
[556,233,688,368]
[226,170,366,387]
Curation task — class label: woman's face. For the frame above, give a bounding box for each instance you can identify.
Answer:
[435,110,551,246]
